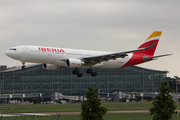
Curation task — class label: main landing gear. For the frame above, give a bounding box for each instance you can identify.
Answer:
[21,61,26,69]
[86,68,97,77]
[72,68,97,77]
[72,69,83,77]
[72,68,98,77]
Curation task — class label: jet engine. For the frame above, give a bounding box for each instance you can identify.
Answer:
[66,58,84,68]
[42,64,58,70]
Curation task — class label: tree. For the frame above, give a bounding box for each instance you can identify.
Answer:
[149,81,176,120]
[80,87,108,120]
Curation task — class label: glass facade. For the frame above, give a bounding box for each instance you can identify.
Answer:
[0,65,167,98]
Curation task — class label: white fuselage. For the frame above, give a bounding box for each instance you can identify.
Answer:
[5,45,132,68]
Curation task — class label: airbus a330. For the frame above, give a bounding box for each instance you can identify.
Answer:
[5,31,171,77]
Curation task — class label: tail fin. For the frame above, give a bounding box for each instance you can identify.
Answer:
[136,31,162,56]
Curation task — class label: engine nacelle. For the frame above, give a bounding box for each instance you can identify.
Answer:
[42,64,58,70]
[66,58,83,68]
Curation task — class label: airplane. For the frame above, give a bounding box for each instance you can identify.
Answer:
[5,31,172,77]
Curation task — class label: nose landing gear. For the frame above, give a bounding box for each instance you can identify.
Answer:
[21,61,26,69]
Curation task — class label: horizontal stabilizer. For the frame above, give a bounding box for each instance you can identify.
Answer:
[143,54,173,61]
[146,43,156,49]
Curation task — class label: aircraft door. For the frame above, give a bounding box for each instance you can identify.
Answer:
[22,47,28,61]
[48,51,52,56]
[22,47,27,54]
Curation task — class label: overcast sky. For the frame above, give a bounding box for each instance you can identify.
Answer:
[0,0,179,77]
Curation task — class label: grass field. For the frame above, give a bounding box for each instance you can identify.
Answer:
[1,102,180,114]
[1,113,180,120]
[0,102,180,120]
[0,102,154,114]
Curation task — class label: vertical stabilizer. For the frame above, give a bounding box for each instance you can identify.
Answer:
[122,31,162,68]
[136,31,162,56]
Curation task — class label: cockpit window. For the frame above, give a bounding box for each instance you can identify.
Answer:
[9,48,17,51]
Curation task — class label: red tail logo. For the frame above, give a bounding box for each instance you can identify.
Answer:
[122,31,162,67]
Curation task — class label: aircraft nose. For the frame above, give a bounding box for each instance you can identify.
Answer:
[5,49,21,60]
[5,50,10,57]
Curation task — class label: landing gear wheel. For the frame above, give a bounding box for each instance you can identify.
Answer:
[21,61,26,70]
[86,69,92,74]
[22,66,26,69]
[91,72,97,77]
[73,70,78,74]
[77,73,83,77]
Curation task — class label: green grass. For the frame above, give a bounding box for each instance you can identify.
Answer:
[0,102,180,114]
[102,102,154,110]
[1,102,180,120]
[1,113,180,120]
[0,103,81,113]
[0,102,153,114]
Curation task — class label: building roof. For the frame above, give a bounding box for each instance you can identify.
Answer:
[0,64,168,73]
[0,64,40,73]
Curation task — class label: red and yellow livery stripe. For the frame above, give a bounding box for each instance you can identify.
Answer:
[145,31,162,41]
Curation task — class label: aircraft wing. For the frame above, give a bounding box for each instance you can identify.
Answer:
[82,43,156,65]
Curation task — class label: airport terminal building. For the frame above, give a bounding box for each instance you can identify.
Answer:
[0,64,167,103]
